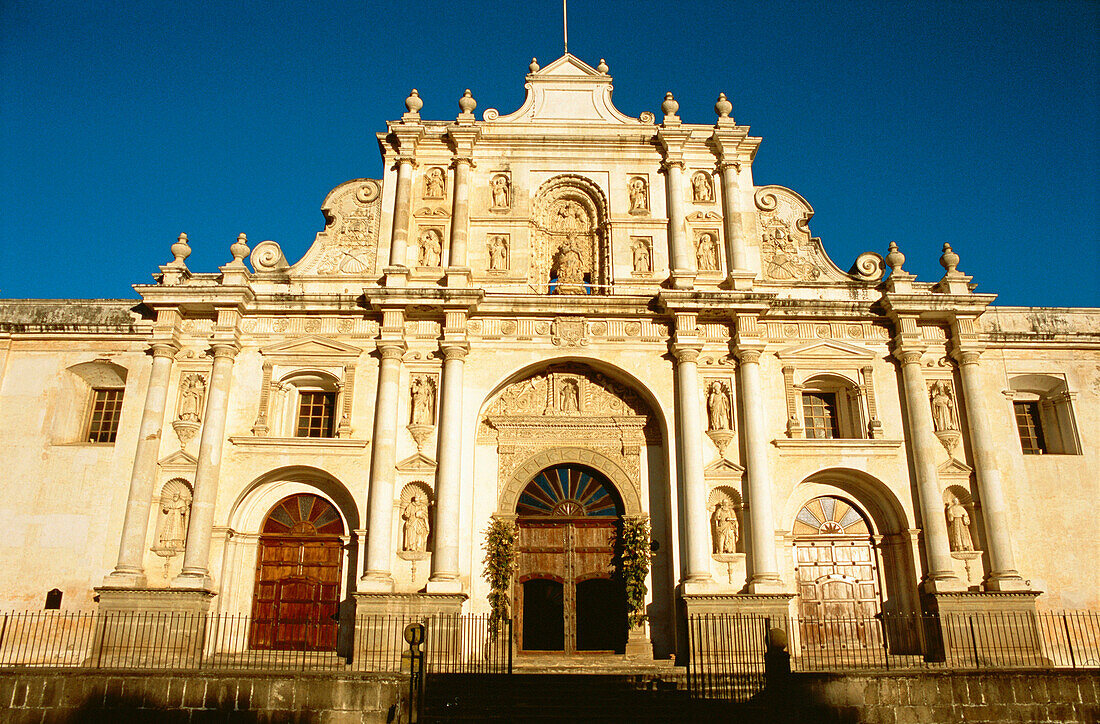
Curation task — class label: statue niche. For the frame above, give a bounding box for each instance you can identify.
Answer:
[532,176,609,295]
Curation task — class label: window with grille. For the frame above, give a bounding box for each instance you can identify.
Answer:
[296,391,336,438]
[1014,401,1047,455]
[87,388,124,443]
[803,392,840,439]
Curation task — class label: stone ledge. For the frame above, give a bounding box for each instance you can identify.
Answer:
[771,438,903,453]
[228,436,369,451]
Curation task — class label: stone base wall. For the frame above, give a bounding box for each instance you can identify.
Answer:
[776,670,1099,724]
[0,670,406,723]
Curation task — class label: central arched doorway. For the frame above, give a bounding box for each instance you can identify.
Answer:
[249,493,344,651]
[514,465,628,654]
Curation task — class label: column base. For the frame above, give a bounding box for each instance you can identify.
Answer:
[680,591,793,619]
[383,266,409,287]
[921,575,969,595]
[923,590,1043,665]
[983,573,1032,592]
[679,576,717,596]
[668,270,697,289]
[746,576,788,595]
[724,271,756,291]
[624,624,655,660]
[358,574,395,593]
[353,591,468,618]
[171,571,214,591]
[352,592,469,669]
[444,267,471,287]
[100,569,148,589]
[425,578,464,595]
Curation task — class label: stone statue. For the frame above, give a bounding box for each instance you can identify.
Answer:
[554,239,586,294]
[402,494,430,552]
[156,487,190,553]
[946,497,973,552]
[553,201,588,233]
[559,379,579,412]
[491,175,509,209]
[697,233,718,271]
[930,381,958,433]
[177,374,205,422]
[418,229,442,267]
[692,173,713,203]
[489,235,509,270]
[410,376,435,425]
[707,381,731,430]
[628,177,648,212]
[632,241,651,273]
[712,501,739,554]
[424,168,445,198]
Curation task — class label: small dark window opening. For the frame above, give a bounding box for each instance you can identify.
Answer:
[45,589,63,609]
[296,391,336,438]
[87,388,124,443]
[803,392,840,439]
[1014,401,1047,455]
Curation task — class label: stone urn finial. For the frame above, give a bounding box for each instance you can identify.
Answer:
[885,241,906,273]
[597,58,609,74]
[715,92,733,119]
[230,233,250,264]
[529,57,540,73]
[405,89,423,115]
[662,92,679,118]
[458,89,476,116]
[170,233,192,266]
[940,243,960,274]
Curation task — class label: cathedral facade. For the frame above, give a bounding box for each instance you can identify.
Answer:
[1,55,1096,659]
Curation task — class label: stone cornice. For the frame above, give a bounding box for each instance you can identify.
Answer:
[228,436,369,451]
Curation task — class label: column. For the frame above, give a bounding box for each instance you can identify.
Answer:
[428,342,468,592]
[663,161,694,288]
[445,156,472,285]
[735,348,783,592]
[361,341,405,591]
[896,349,959,588]
[104,342,177,586]
[955,350,1025,590]
[387,156,416,271]
[173,343,238,589]
[717,161,747,273]
[672,342,713,589]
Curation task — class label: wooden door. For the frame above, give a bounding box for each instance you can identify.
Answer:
[250,494,344,651]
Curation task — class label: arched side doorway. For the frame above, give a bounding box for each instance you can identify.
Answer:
[793,495,882,648]
[250,493,344,651]
[515,465,628,654]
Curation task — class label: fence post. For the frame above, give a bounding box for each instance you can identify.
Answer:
[1062,613,1076,669]
[403,622,426,723]
[967,616,980,667]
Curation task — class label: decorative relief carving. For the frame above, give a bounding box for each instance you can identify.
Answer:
[488,235,510,271]
[551,317,588,347]
[423,167,446,199]
[625,322,642,337]
[532,175,608,293]
[490,174,510,210]
[691,172,714,203]
[307,180,381,276]
[500,320,518,336]
[590,321,607,336]
[628,176,649,214]
[695,232,720,272]
[534,321,550,336]
[417,228,444,268]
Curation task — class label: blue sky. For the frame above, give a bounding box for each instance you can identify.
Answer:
[2,1,1097,307]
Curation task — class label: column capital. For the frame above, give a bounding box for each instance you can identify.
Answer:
[716,160,742,173]
[894,349,924,366]
[953,349,982,367]
[735,347,763,365]
[670,342,703,363]
[149,341,180,358]
[449,156,475,169]
[440,341,469,361]
[210,342,240,360]
[393,155,419,169]
[659,159,686,173]
[377,341,407,360]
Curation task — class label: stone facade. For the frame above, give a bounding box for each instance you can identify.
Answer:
[0,55,1097,659]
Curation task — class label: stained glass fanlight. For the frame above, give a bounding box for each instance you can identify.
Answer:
[516,466,621,517]
[261,494,344,536]
[792,496,870,536]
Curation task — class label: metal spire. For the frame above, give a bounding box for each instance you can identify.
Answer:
[563,0,569,54]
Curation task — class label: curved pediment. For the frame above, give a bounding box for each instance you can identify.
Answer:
[483,54,646,126]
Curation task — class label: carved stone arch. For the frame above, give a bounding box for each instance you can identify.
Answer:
[227,465,360,534]
[530,175,611,293]
[499,446,642,517]
[786,468,910,537]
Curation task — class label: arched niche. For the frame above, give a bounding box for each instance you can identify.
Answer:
[530,175,610,293]
[786,468,910,537]
[227,465,360,534]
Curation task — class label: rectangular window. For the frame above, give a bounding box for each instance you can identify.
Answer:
[296,391,336,438]
[87,388,124,443]
[1014,401,1047,454]
[803,392,840,439]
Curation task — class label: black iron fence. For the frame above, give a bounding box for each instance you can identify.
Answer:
[688,610,1100,699]
[0,611,512,674]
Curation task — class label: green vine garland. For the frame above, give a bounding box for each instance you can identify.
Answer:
[619,515,653,629]
[482,518,518,633]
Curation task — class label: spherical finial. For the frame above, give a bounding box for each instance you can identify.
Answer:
[597,58,609,74]
[230,233,250,263]
[405,89,423,114]
[939,243,960,274]
[885,241,906,272]
[715,92,733,119]
[661,92,679,117]
[170,232,192,265]
[529,57,540,72]
[458,89,476,115]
